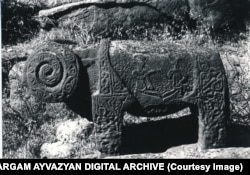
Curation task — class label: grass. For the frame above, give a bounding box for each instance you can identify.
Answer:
[1,0,250,158]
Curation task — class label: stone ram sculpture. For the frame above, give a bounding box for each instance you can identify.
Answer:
[23,39,230,155]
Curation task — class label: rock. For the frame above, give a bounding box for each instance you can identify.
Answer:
[8,61,80,120]
[23,41,80,103]
[58,5,161,39]
[37,0,249,35]
[56,118,93,143]
[24,39,230,155]
[9,62,44,114]
[37,0,190,38]
[40,117,97,158]
[38,0,189,16]
[20,0,248,36]
[41,142,74,158]
[39,0,81,8]
[38,0,189,19]
[8,61,74,117]
[44,103,79,119]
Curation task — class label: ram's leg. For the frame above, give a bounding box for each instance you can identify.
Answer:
[92,94,126,155]
[197,74,230,149]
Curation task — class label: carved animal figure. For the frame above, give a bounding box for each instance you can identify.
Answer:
[23,39,230,155]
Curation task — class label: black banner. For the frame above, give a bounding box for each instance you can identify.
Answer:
[0,159,249,174]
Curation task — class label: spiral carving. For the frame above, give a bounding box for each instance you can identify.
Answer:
[24,42,79,102]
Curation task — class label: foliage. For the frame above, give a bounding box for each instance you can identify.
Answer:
[1,0,41,45]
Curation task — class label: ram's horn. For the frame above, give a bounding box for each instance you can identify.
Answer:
[23,42,79,102]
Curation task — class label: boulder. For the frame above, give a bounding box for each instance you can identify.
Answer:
[38,0,249,34]
[37,0,190,39]
[38,0,189,15]
[39,0,81,7]
[40,142,74,158]
[40,117,100,158]
[58,5,162,39]
[56,118,94,143]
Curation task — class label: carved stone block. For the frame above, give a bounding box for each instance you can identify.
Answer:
[24,39,230,155]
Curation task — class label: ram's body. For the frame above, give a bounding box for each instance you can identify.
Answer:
[24,39,230,155]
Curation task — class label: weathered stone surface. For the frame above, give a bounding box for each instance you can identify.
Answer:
[23,41,80,103]
[9,61,26,112]
[56,118,93,143]
[8,60,80,119]
[39,0,83,8]
[40,117,98,158]
[37,0,248,34]
[37,0,190,38]
[41,142,74,158]
[38,0,189,17]
[25,39,230,155]
[9,62,43,114]
[58,5,161,39]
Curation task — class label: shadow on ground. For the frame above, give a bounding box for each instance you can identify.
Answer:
[120,115,198,154]
[120,114,250,155]
[228,123,250,147]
